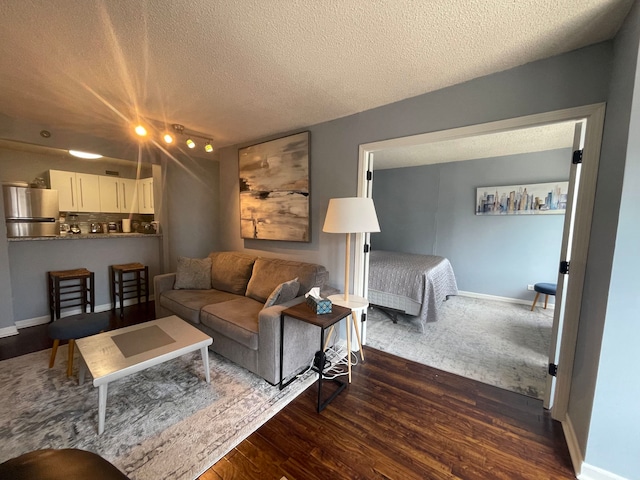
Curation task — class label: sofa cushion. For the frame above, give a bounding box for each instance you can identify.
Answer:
[160,289,241,324]
[264,278,300,308]
[245,257,328,303]
[174,256,212,289]
[209,252,257,295]
[200,297,263,350]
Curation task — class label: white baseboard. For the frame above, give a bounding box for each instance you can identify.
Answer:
[580,463,630,480]
[11,298,144,332]
[563,414,584,477]
[457,290,555,309]
[0,325,19,338]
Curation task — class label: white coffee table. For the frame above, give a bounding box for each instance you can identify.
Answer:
[76,315,213,434]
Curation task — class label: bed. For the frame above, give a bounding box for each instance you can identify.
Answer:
[367,250,459,330]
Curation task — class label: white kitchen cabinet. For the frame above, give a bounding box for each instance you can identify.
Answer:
[138,177,154,214]
[48,170,101,212]
[99,177,139,213]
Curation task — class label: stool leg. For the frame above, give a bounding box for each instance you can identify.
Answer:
[89,272,95,313]
[48,273,54,322]
[118,270,124,318]
[136,270,142,306]
[55,277,62,320]
[49,339,60,368]
[67,339,75,377]
[544,294,549,309]
[110,266,116,312]
[531,292,540,311]
[144,266,149,308]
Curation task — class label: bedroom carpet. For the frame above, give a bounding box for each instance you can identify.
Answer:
[366,295,554,399]
[0,346,316,479]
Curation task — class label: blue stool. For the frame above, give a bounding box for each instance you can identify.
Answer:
[531,283,557,311]
[48,311,110,377]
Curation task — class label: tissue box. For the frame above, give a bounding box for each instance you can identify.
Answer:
[306,296,332,314]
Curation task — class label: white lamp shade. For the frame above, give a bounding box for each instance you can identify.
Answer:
[322,197,381,233]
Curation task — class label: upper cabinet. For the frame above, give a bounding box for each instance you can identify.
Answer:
[99,177,139,214]
[138,177,154,214]
[48,170,101,212]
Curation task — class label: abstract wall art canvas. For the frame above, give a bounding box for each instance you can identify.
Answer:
[476,181,569,215]
[239,131,310,241]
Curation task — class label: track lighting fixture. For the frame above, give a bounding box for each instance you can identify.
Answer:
[170,123,214,153]
[134,125,147,137]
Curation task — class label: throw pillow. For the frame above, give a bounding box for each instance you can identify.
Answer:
[174,256,212,290]
[264,278,300,308]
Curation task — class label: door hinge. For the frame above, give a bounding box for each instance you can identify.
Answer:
[362,312,367,323]
[559,260,570,274]
[572,149,583,164]
[366,170,373,181]
[548,363,558,376]
[364,244,370,253]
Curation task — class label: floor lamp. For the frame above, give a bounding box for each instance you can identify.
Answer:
[322,197,380,302]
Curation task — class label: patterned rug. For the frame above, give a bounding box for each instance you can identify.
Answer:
[366,295,554,399]
[0,346,316,479]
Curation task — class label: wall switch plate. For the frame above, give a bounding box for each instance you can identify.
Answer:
[527,284,534,291]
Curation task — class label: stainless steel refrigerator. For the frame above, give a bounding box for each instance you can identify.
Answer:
[3,186,59,237]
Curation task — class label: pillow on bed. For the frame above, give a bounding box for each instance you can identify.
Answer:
[174,256,212,290]
[264,278,300,308]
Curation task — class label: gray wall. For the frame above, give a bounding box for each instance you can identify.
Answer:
[579,0,640,476]
[371,149,570,300]
[8,236,161,321]
[163,152,221,272]
[217,43,612,295]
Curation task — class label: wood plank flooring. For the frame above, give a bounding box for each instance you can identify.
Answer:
[199,347,576,480]
[1,304,575,479]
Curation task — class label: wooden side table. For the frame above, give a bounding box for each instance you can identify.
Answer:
[280,302,352,412]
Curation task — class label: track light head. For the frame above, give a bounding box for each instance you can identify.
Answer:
[186,138,196,149]
[134,125,147,137]
[163,133,174,144]
[205,142,213,153]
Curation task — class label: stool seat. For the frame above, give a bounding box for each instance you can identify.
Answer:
[534,282,557,295]
[47,311,110,377]
[49,268,91,279]
[531,282,557,311]
[48,312,110,340]
[112,262,145,273]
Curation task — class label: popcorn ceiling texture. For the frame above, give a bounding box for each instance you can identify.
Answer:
[0,1,632,149]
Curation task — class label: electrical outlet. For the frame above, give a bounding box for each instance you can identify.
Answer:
[527,284,534,291]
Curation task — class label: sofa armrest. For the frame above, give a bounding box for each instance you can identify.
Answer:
[153,273,176,305]
[258,296,319,385]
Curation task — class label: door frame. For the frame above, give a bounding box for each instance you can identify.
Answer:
[354,103,606,422]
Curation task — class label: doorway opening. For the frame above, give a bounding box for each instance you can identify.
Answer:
[354,104,605,420]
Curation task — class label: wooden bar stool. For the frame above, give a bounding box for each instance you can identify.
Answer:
[48,269,95,322]
[110,263,149,318]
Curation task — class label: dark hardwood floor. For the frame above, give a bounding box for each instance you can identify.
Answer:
[200,347,576,480]
[0,302,155,361]
[1,304,576,479]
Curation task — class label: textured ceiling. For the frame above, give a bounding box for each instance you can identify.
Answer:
[373,121,578,169]
[0,0,633,156]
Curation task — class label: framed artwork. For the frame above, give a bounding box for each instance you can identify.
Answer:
[476,181,569,215]
[239,131,310,241]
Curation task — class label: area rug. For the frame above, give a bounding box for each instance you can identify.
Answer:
[0,346,316,479]
[366,295,553,399]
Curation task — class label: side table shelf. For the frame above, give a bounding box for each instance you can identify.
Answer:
[279,302,352,412]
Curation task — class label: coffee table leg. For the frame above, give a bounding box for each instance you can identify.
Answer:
[78,355,86,385]
[98,383,108,435]
[201,346,211,383]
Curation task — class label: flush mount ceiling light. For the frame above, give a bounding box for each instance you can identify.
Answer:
[69,150,103,159]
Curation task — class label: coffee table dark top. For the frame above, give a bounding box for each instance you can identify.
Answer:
[282,302,352,328]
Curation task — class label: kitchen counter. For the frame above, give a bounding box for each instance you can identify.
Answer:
[7,233,162,241]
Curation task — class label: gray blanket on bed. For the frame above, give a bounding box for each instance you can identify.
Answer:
[368,250,459,327]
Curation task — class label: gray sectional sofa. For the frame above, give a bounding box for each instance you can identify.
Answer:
[154,251,329,384]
